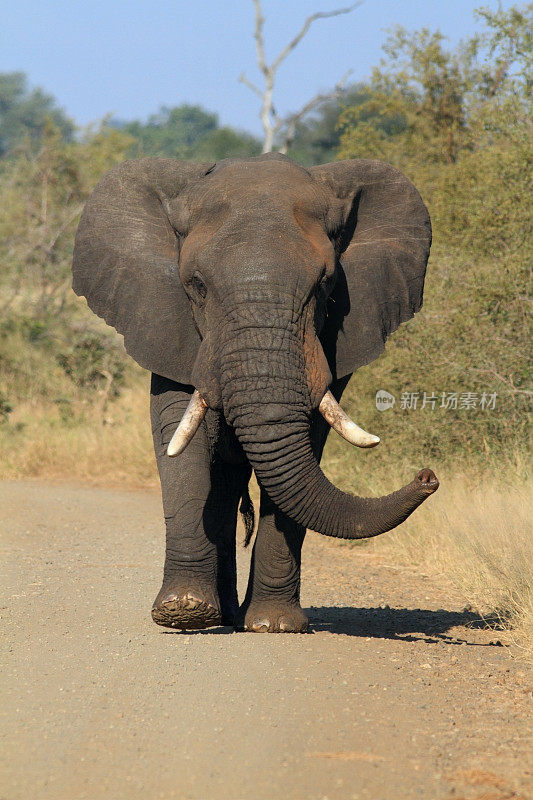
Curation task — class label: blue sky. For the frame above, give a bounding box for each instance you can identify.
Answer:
[2,0,516,135]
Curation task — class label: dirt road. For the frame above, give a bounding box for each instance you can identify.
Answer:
[1,481,531,800]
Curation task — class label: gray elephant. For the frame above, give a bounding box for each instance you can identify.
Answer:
[72,153,438,633]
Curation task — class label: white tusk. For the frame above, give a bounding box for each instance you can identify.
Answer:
[167,390,208,457]
[319,390,380,449]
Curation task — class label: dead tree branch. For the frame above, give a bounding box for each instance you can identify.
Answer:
[240,0,361,153]
[278,69,353,154]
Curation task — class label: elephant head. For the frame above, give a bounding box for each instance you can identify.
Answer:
[72,153,438,539]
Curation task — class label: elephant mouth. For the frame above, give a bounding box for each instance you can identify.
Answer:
[166,388,379,457]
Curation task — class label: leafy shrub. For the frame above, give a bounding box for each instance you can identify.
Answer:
[335,5,532,474]
[56,328,126,396]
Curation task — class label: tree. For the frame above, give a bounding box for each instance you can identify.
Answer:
[337,4,532,170]
[335,4,532,462]
[0,122,136,420]
[0,72,74,157]
[286,83,394,165]
[116,104,218,158]
[239,0,360,153]
[337,28,484,167]
[112,103,261,160]
[475,3,532,97]
[0,122,134,320]
[193,126,261,160]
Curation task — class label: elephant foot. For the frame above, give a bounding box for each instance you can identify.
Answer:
[151,581,231,630]
[235,600,309,633]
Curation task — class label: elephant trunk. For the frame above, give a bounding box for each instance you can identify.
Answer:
[220,327,438,540]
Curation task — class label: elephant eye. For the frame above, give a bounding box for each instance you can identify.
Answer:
[316,268,328,293]
[315,267,335,301]
[191,271,207,301]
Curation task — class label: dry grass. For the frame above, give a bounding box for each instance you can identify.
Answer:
[371,473,533,656]
[322,423,532,654]
[0,379,158,489]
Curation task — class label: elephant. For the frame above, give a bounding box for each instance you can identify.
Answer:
[72,152,439,633]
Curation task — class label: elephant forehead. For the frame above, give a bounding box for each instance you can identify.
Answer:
[192,159,329,217]
[206,155,313,186]
[189,216,327,278]
[181,196,328,262]
[178,162,334,285]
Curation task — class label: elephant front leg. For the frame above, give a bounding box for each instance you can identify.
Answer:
[235,377,350,633]
[235,491,308,633]
[150,375,246,630]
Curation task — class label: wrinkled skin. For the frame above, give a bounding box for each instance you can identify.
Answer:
[72,153,439,632]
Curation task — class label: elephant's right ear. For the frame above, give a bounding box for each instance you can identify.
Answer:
[72,158,214,384]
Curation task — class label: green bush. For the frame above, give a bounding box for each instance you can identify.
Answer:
[335,5,532,476]
[56,328,126,395]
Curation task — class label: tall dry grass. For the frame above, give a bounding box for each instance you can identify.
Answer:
[324,446,532,655]
[0,378,158,488]
[383,475,532,654]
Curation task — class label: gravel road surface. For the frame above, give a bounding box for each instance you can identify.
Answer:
[1,480,531,800]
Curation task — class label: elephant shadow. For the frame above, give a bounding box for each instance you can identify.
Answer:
[160,605,504,644]
[306,605,505,646]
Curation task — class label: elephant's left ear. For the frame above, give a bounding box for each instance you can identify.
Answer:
[310,159,432,380]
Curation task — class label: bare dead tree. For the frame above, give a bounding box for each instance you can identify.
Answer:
[239,0,361,153]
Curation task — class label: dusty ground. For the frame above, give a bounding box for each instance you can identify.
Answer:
[1,480,531,800]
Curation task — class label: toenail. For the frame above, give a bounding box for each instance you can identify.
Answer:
[161,594,178,605]
[251,619,269,632]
